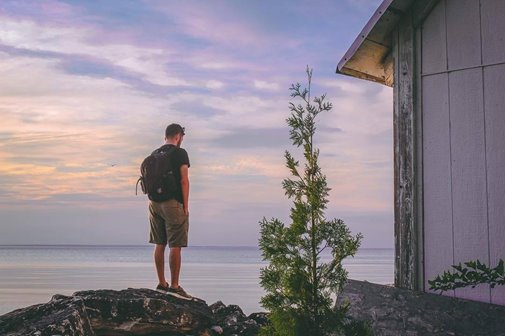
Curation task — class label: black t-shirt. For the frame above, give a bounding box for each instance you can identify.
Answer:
[157,144,190,204]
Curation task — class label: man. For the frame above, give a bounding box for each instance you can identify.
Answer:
[148,123,192,300]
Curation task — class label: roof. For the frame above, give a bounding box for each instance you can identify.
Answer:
[336,0,438,86]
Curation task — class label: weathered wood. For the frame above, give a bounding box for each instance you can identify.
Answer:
[481,0,505,64]
[337,279,505,336]
[390,0,414,12]
[367,8,399,47]
[393,9,420,291]
[483,64,505,305]
[421,0,447,75]
[446,0,481,70]
[339,39,394,86]
[421,73,454,297]
[414,25,424,291]
[449,68,490,303]
[336,0,403,87]
[412,0,442,27]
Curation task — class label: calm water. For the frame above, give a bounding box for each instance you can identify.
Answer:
[0,245,393,315]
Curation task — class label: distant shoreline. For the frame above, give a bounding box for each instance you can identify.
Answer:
[0,244,394,249]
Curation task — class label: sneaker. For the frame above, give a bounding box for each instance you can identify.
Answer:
[156,282,169,293]
[167,286,193,300]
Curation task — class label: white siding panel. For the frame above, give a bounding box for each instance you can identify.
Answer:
[481,0,505,64]
[422,73,453,296]
[422,0,447,75]
[415,26,424,290]
[446,0,481,70]
[484,64,505,305]
[449,68,490,302]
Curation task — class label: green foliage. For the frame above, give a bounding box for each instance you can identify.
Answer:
[341,319,374,336]
[258,67,363,336]
[429,259,505,292]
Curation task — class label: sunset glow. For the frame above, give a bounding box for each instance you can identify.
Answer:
[0,0,392,247]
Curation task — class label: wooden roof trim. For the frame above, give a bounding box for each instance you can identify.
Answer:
[336,0,403,87]
[336,0,440,87]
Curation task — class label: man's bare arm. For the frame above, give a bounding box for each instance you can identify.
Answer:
[180,164,190,215]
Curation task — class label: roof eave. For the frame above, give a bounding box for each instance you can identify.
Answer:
[336,0,408,87]
[337,39,394,86]
[336,0,442,86]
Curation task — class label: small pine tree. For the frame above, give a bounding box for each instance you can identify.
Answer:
[259,68,363,336]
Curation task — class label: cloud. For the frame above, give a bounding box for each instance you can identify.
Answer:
[202,95,287,128]
[170,100,223,120]
[206,156,287,179]
[210,127,289,149]
[149,1,292,49]
[319,78,371,95]
[0,17,191,88]
[205,80,225,90]
[344,0,381,13]
[253,80,280,91]
[0,53,178,204]
[0,0,394,247]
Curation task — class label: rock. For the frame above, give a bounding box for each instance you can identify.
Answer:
[211,302,246,326]
[210,325,224,334]
[209,301,227,315]
[74,288,214,335]
[248,312,268,326]
[210,301,268,336]
[0,294,94,336]
[0,289,269,336]
[336,279,505,336]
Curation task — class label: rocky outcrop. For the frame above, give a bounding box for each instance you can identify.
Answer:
[73,288,214,335]
[337,279,505,336]
[0,294,93,336]
[0,288,268,336]
[4,281,505,335]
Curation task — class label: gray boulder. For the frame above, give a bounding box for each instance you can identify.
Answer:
[337,279,505,336]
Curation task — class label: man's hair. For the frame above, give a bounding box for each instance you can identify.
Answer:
[165,123,185,138]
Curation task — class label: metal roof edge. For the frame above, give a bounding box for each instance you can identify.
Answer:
[336,0,395,76]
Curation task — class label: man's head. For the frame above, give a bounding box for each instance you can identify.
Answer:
[165,123,185,147]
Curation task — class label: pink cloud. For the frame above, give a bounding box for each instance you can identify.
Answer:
[148,1,297,50]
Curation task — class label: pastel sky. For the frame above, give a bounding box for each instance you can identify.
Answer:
[0,0,393,248]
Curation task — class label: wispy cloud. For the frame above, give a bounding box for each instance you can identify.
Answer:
[0,17,191,88]
[253,80,280,91]
[205,80,225,90]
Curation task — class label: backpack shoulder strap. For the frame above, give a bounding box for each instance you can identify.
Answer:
[155,144,177,155]
[156,145,177,173]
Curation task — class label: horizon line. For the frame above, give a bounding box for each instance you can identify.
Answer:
[0,244,394,249]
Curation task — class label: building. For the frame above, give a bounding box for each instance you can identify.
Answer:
[337,0,505,305]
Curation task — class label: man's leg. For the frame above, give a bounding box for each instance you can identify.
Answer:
[169,247,181,288]
[154,244,168,286]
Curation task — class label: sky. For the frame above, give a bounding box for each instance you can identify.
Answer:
[0,0,393,248]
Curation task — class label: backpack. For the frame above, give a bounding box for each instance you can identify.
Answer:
[136,146,177,201]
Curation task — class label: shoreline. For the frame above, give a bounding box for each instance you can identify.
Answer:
[0,246,394,316]
[0,288,269,335]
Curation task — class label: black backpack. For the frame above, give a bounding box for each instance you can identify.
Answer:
[136,146,177,201]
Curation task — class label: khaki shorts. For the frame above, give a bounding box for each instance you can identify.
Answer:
[149,199,189,247]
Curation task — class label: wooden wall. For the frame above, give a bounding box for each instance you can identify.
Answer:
[420,0,505,305]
